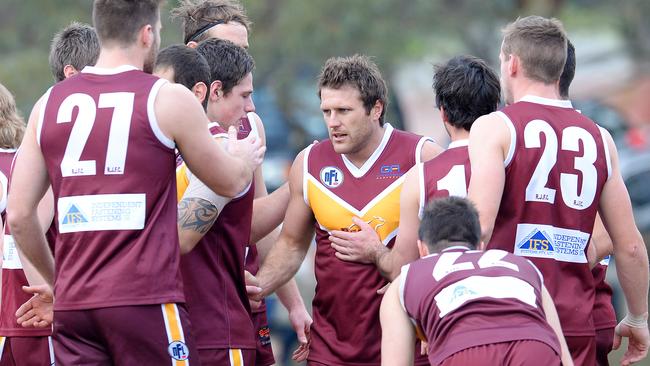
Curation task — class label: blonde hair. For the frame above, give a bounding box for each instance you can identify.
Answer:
[0,83,25,149]
[502,16,567,84]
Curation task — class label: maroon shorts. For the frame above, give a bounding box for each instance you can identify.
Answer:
[0,336,53,366]
[251,309,275,366]
[53,303,197,366]
[198,348,256,366]
[440,340,560,366]
[566,335,597,366]
[595,328,615,366]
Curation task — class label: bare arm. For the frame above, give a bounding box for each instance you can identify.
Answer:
[588,213,612,267]
[376,167,421,280]
[250,183,289,244]
[467,113,510,243]
[16,187,54,287]
[380,278,415,366]
[156,83,263,198]
[598,130,648,317]
[541,285,573,366]
[254,150,315,298]
[7,97,54,286]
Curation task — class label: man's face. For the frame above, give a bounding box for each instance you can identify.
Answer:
[207,22,249,49]
[208,72,255,128]
[320,85,377,155]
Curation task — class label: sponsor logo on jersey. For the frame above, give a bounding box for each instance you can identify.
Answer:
[168,341,189,361]
[514,223,589,263]
[378,164,401,178]
[62,204,89,224]
[320,166,343,188]
[257,326,272,346]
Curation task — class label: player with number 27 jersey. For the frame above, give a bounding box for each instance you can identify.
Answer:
[488,96,610,337]
[38,66,184,311]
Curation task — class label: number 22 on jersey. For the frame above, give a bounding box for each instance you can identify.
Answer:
[57,92,134,177]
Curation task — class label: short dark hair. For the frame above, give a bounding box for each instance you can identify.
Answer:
[93,0,163,45]
[418,197,481,252]
[155,45,210,109]
[318,55,388,126]
[558,40,576,99]
[195,38,254,95]
[171,0,252,44]
[433,55,500,131]
[49,22,100,82]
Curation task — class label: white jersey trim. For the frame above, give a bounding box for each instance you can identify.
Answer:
[303,144,314,207]
[448,139,469,149]
[520,95,573,109]
[598,127,613,180]
[496,111,516,167]
[398,264,411,313]
[0,148,17,153]
[342,124,394,178]
[417,162,425,220]
[147,79,175,149]
[48,336,55,365]
[36,87,54,147]
[415,136,434,164]
[81,65,139,75]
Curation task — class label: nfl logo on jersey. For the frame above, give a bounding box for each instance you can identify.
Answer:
[167,341,189,361]
[320,166,343,188]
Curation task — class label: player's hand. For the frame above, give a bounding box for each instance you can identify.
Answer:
[420,340,429,355]
[613,318,650,365]
[245,270,264,307]
[289,306,313,362]
[16,285,54,328]
[226,126,266,172]
[329,217,382,264]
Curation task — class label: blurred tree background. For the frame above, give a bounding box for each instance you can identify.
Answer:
[1,0,648,125]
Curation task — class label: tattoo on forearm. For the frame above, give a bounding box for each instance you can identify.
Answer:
[178,198,219,234]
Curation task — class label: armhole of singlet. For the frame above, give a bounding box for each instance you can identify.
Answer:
[302,144,314,207]
[417,162,425,220]
[398,264,411,313]
[496,111,516,168]
[598,126,613,180]
[415,136,434,164]
[147,79,175,149]
[246,112,261,139]
[36,87,54,147]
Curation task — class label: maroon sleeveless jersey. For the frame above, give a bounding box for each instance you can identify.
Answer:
[487,96,611,336]
[38,65,183,310]
[401,247,560,365]
[419,139,470,217]
[592,256,616,330]
[305,124,431,365]
[1,149,52,337]
[180,122,257,350]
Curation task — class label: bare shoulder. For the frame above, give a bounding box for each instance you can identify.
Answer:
[420,139,444,163]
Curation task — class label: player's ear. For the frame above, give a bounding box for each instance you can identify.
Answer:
[417,240,429,257]
[209,80,223,101]
[140,23,154,48]
[192,82,208,106]
[508,54,519,77]
[371,99,383,122]
[63,65,78,79]
[186,41,199,49]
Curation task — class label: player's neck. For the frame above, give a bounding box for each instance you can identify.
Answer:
[94,47,145,71]
[344,124,386,168]
[448,127,469,143]
[512,79,561,103]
